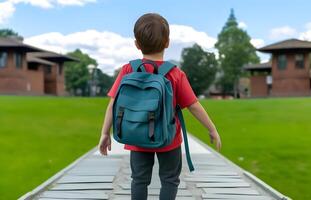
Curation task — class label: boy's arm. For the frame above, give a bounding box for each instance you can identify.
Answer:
[187,101,222,151]
[101,98,114,136]
[98,64,129,155]
[98,98,114,155]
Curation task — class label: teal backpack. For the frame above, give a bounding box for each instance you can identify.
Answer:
[112,59,194,171]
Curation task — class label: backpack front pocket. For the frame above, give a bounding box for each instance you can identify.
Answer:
[121,109,152,144]
[116,108,157,145]
[115,95,160,146]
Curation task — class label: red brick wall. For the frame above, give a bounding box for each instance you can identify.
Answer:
[44,63,57,95]
[271,52,311,96]
[43,63,68,96]
[26,69,44,95]
[55,63,68,96]
[0,50,68,96]
[250,75,269,97]
[0,50,29,94]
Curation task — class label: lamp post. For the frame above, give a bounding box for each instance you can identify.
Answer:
[87,64,97,97]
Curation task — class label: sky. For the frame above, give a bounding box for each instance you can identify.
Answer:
[1,0,311,74]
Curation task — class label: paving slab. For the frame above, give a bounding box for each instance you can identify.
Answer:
[50,183,114,190]
[184,177,244,182]
[202,194,273,200]
[40,190,109,199]
[118,181,187,190]
[197,182,251,188]
[57,175,115,183]
[113,188,192,196]
[202,187,260,195]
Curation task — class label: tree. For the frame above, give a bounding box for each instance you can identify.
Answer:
[64,49,97,96]
[113,67,121,80]
[215,9,259,96]
[0,29,23,39]
[96,69,114,96]
[180,43,218,95]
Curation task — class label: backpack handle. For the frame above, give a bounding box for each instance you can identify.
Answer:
[137,61,158,74]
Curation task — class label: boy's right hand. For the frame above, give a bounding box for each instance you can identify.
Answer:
[209,130,222,151]
[98,134,111,156]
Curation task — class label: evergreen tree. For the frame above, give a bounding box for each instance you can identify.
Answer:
[215,9,259,96]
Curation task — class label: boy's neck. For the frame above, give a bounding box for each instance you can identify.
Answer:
[143,52,164,61]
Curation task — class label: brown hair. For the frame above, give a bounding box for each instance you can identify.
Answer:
[134,13,170,54]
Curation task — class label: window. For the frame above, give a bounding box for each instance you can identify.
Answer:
[277,54,287,70]
[28,63,39,71]
[44,65,52,74]
[295,54,304,69]
[0,52,8,68]
[15,53,23,69]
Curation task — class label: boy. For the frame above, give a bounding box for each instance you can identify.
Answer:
[98,13,221,200]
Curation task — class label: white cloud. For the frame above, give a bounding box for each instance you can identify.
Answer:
[9,0,54,8]
[25,30,140,75]
[170,24,216,50]
[305,22,311,30]
[25,25,218,75]
[0,1,15,24]
[250,38,265,48]
[238,21,247,29]
[167,24,217,61]
[272,22,311,42]
[299,22,311,41]
[0,0,96,24]
[269,26,297,39]
[56,0,96,6]
[299,31,311,41]
[24,24,267,75]
[8,0,96,8]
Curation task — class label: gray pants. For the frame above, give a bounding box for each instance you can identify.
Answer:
[130,146,182,200]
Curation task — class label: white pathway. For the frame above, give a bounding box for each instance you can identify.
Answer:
[20,134,291,200]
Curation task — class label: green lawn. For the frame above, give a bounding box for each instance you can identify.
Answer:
[185,98,311,200]
[0,96,310,199]
[0,96,108,200]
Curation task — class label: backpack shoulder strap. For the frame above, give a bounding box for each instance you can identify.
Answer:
[176,105,195,172]
[158,61,176,76]
[129,59,146,72]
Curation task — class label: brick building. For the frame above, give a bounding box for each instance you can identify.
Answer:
[0,37,76,96]
[245,39,311,97]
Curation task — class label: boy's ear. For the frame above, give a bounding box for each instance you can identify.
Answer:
[165,38,170,48]
[134,40,141,50]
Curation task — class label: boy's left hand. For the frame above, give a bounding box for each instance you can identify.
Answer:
[209,130,222,151]
[98,134,111,156]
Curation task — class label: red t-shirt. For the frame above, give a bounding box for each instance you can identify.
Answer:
[107,58,198,152]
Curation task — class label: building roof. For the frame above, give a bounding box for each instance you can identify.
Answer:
[258,39,311,53]
[244,62,272,71]
[0,37,44,52]
[0,37,78,63]
[26,54,55,66]
[28,52,78,63]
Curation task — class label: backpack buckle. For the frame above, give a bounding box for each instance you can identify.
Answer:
[117,107,124,118]
[148,112,155,141]
[117,107,125,138]
[148,112,155,120]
